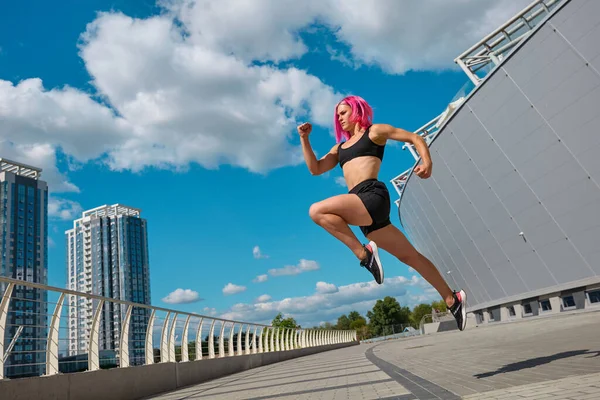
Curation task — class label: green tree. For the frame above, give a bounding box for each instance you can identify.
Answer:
[319,321,334,330]
[410,303,432,328]
[336,314,351,330]
[272,312,300,329]
[366,296,411,336]
[349,316,366,330]
[348,311,362,322]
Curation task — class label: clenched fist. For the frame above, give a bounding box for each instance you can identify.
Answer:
[297,122,312,138]
[414,162,432,179]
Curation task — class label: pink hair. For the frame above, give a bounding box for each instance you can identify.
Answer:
[333,95,373,143]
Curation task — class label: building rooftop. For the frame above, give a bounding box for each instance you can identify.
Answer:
[81,204,141,218]
[0,157,43,180]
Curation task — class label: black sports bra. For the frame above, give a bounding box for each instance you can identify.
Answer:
[337,126,385,168]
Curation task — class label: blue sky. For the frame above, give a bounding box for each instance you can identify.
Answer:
[0,0,528,327]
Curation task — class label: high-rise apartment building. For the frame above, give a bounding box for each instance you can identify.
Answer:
[66,204,151,365]
[0,158,48,378]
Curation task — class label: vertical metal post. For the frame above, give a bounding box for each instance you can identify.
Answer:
[160,312,171,363]
[88,300,104,371]
[258,327,264,353]
[0,283,15,379]
[181,315,191,362]
[208,320,216,359]
[270,327,275,352]
[228,323,236,357]
[45,293,65,376]
[245,325,251,355]
[145,310,156,365]
[168,314,178,362]
[119,305,133,368]
[275,328,281,351]
[237,324,244,356]
[252,326,258,354]
[218,321,226,358]
[195,318,204,361]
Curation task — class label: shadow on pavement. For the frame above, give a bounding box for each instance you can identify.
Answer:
[475,350,600,378]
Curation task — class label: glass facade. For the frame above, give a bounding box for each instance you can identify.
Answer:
[66,206,151,366]
[0,171,48,379]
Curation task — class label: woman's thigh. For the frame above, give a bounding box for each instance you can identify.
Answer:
[309,194,372,226]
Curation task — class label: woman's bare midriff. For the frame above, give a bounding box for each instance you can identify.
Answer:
[342,156,382,191]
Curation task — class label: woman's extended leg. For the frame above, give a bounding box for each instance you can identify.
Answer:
[367,223,468,331]
[366,224,454,306]
[309,194,372,260]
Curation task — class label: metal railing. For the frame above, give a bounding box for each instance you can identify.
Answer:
[455,0,563,85]
[0,276,356,380]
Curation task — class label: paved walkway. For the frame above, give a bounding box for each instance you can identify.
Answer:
[148,310,600,399]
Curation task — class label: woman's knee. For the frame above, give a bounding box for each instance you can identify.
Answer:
[309,202,324,223]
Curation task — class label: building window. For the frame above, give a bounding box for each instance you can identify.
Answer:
[587,290,600,305]
[523,303,533,316]
[562,295,575,310]
[508,306,516,317]
[540,299,552,312]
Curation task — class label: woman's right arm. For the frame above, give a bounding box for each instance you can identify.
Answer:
[297,122,338,175]
[300,137,338,175]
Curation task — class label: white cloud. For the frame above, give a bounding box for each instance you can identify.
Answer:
[334,176,346,187]
[268,259,319,276]
[0,141,79,193]
[1,0,528,187]
[223,283,247,295]
[48,198,83,221]
[320,0,532,74]
[162,288,203,304]
[256,294,272,303]
[253,246,269,259]
[202,307,218,317]
[316,281,338,294]
[161,0,531,74]
[219,274,434,326]
[253,274,268,283]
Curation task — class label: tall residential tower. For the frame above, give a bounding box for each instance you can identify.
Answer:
[0,158,48,378]
[66,204,151,365]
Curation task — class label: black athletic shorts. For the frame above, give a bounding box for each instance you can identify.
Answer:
[349,178,391,237]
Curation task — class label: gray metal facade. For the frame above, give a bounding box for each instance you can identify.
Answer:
[398,0,600,312]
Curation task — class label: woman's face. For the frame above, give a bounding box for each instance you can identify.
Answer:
[336,103,353,131]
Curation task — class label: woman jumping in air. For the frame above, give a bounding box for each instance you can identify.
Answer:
[299,95,467,331]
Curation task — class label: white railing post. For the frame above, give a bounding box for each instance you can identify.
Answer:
[258,327,264,353]
[252,326,258,354]
[195,318,204,361]
[145,310,156,365]
[208,320,216,359]
[160,312,171,363]
[119,305,133,368]
[88,300,104,371]
[229,323,236,357]
[0,283,15,379]
[263,327,269,352]
[218,321,226,358]
[237,324,244,356]
[168,314,178,362]
[270,327,275,352]
[181,315,191,362]
[277,328,282,351]
[245,325,251,355]
[45,293,65,376]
